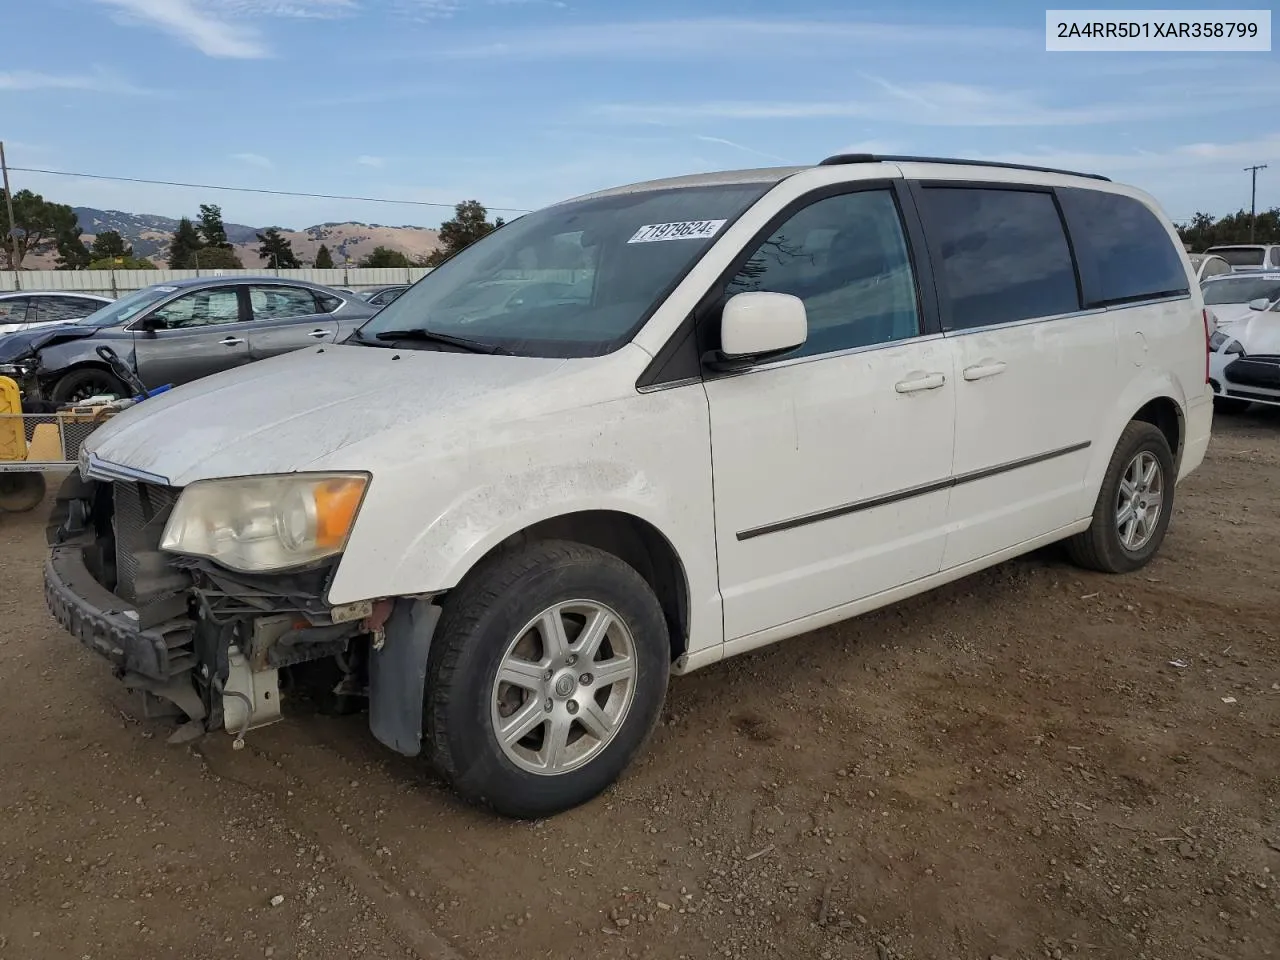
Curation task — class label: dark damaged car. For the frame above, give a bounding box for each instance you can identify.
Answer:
[0,277,376,404]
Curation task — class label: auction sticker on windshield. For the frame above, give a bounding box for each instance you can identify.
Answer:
[627,220,727,243]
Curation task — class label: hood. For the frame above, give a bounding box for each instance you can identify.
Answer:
[1216,311,1280,355]
[0,324,96,362]
[83,343,571,486]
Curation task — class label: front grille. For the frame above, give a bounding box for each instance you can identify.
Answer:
[1225,356,1280,391]
[112,481,181,603]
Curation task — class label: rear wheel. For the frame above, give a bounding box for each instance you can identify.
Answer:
[1213,396,1251,415]
[426,540,669,819]
[49,368,128,405]
[1066,421,1175,574]
[0,472,47,513]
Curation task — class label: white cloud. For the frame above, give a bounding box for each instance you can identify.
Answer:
[437,18,1032,60]
[231,152,274,168]
[0,67,151,95]
[592,78,1209,129]
[357,155,386,168]
[212,0,360,18]
[397,0,463,20]
[694,136,790,164]
[94,0,269,58]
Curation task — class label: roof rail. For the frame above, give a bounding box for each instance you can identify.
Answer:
[818,153,1111,182]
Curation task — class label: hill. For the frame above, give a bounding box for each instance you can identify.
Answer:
[23,207,441,268]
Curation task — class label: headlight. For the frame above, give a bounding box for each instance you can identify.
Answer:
[160,473,369,573]
[0,361,34,377]
[1208,331,1227,350]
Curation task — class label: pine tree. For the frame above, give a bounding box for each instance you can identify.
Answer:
[90,230,130,260]
[198,203,233,249]
[359,246,412,268]
[167,217,205,269]
[55,221,91,270]
[314,244,335,269]
[424,200,504,265]
[256,228,301,269]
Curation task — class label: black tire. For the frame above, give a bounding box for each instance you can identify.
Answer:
[0,472,47,513]
[1213,396,1251,415]
[1066,421,1175,574]
[49,368,128,405]
[426,540,670,819]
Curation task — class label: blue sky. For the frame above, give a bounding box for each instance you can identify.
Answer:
[2,0,1277,229]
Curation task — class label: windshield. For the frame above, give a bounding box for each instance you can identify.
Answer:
[1206,246,1266,266]
[357,182,772,357]
[74,285,175,327]
[1202,276,1280,305]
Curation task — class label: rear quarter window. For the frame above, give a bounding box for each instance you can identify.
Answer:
[916,186,1080,331]
[1058,188,1189,307]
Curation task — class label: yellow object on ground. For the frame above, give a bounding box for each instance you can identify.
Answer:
[0,376,26,463]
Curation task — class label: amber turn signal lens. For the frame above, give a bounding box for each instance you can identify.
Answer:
[314,477,367,548]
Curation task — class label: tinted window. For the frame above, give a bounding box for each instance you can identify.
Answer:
[1207,246,1266,267]
[1271,248,1280,266]
[150,288,241,329]
[1057,188,1188,305]
[0,297,29,322]
[249,285,319,320]
[35,296,99,322]
[720,190,920,358]
[919,187,1079,330]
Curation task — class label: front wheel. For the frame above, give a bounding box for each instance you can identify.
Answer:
[49,368,128,405]
[1066,421,1175,574]
[425,540,670,819]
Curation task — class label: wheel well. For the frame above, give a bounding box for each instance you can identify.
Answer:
[39,362,116,388]
[470,511,691,663]
[1132,396,1182,462]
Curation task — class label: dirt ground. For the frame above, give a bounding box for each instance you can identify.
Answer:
[1,413,1278,960]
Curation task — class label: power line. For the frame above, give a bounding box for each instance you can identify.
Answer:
[7,165,534,215]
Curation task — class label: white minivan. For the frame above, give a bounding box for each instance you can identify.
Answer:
[46,155,1214,818]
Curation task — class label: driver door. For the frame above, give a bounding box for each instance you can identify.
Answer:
[132,286,250,388]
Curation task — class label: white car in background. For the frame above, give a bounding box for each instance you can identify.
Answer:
[1201,272,1280,331]
[1188,253,1231,283]
[1204,244,1280,273]
[0,291,114,336]
[1209,287,1280,413]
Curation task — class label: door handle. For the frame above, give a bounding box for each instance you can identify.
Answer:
[962,360,1007,381]
[307,329,332,339]
[894,372,947,393]
[219,337,246,346]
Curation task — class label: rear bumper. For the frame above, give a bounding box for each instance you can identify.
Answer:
[44,545,195,682]
[1178,386,1213,482]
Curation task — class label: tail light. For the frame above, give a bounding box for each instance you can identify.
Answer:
[1202,308,1211,384]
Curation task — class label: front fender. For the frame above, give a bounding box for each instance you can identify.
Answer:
[325,382,722,655]
[37,337,136,378]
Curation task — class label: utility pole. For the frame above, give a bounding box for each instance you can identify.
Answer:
[0,141,20,275]
[1244,164,1268,241]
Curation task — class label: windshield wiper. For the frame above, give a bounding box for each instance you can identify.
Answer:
[372,328,511,355]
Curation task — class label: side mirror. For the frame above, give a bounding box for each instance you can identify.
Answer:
[704,292,807,371]
[1248,297,1270,312]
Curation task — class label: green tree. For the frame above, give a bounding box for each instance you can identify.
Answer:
[189,246,243,269]
[257,228,301,268]
[167,217,205,268]
[359,245,413,268]
[314,243,335,269]
[424,200,504,266]
[1177,208,1280,249]
[55,220,91,270]
[0,188,79,269]
[90,230,130,260]
[88,255,157,270]
[198,203,233,249]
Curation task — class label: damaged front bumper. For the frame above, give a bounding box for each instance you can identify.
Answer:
[42,471,440,754]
